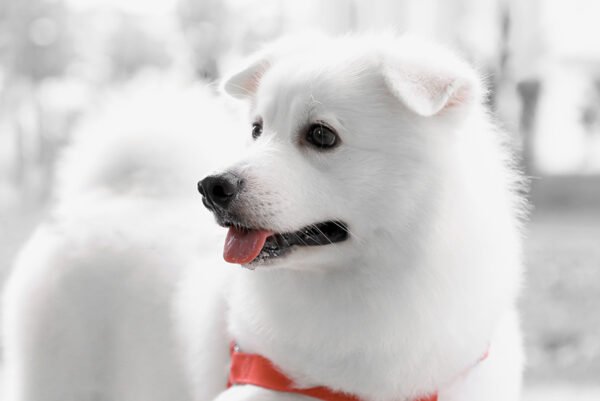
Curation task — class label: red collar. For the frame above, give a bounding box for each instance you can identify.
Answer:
[227,343,437,401]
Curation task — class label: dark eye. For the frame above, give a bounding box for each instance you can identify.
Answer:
[251,122,262,139]
[306,124,339,149]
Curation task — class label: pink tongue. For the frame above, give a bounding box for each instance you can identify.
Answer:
[223,227,272,264]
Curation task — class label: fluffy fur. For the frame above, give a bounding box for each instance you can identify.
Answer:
[2,79,245,401]
[2,34,526,401]
[177,34,526,401]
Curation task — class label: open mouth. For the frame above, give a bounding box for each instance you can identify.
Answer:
[222,220,349,265]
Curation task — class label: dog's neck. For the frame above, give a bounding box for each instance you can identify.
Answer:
[227,233,502,401]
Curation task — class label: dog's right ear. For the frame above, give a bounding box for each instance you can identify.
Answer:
[380,37,482,118]
[222,56,271,99]
[381,62,479,118]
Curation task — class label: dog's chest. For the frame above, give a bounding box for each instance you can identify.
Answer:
[225,270,418,387]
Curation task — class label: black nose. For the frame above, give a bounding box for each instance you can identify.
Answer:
[198,173,242,210]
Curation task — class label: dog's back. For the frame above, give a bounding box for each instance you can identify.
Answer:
[2,80,242,401]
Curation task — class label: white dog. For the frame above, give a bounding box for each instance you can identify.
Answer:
[177,34,526,401]
[2,80,245,401]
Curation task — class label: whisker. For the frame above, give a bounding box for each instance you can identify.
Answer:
[331,221,364,245]
[309,224,335,246]
[291,232,309,247]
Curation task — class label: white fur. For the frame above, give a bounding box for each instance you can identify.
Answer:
[2,34,526,401]
[177,34,526,401]
[2,79,245,401]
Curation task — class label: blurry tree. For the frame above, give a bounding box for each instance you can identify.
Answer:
[177,0,228,80]
[0,0,73,205]
[107,13,172,81]
[0,0,71,81]
[517,79,541,173]
[507,0,544,174]
[582,79,600,132]
[581,77,600,170]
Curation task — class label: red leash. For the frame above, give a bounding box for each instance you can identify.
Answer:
[227,344,438,401]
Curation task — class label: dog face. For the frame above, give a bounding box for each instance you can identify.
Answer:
[199,35,480,271]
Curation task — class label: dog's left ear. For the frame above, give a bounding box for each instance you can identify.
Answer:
[223,33,326,100]
[222,56,270,99]
[381,56,480,117]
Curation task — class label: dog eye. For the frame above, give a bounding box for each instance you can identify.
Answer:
[306,124,338,149]
[251,122,262,139]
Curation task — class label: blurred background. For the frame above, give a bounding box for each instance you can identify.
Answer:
[0,0,599,399]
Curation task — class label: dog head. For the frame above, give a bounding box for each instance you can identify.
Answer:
[199,34,483,271]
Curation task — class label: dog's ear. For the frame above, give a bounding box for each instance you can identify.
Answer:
[381,52,480,117]
[222,56,270,99]
[223,33,327,100]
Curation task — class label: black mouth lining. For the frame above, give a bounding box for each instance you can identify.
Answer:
[276,221,349,247]
[257,220,349,263]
